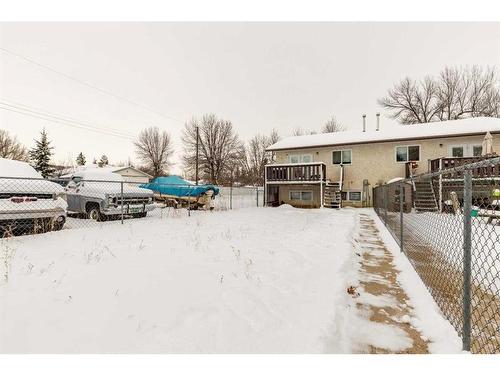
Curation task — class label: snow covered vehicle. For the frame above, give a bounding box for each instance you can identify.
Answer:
[65,170,155,221]
[140,175,219,210]
[0,158,67,236]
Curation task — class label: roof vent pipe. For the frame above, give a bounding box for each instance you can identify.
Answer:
[362,114,366,132]
[376,113,380,131]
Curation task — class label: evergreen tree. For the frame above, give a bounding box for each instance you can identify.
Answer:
[98,154,109,167]
[76,152,86,166]
[29,128,54,178]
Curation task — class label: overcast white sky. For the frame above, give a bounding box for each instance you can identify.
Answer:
[1,22,499,174]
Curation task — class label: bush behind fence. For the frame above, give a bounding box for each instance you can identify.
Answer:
[373,157,500,354]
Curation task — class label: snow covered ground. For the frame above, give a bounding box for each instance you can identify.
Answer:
[213,187,264,210]
[401,211,500,291]
[0,206,459,353]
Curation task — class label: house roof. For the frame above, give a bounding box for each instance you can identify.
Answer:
[60,165,153,179]
[267,117,500,151]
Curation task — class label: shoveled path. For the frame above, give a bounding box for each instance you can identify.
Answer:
[351,213,429,353]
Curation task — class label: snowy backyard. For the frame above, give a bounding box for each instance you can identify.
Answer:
[0,206,460,353]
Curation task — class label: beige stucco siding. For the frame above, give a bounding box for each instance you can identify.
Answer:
[277,184,321,208]
[274,134,499,193]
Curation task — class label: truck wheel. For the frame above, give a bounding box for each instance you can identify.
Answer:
[52,216,66,231]
[87,205,105,222]
[132,212,147,218]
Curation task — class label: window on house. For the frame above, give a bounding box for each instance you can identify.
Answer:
[289,191,313,201]
[449,144,484,157]
[332,150,352,165]
[301,191,313,201]
[288,154,312,163]
[348,191,362,201]
[451,146,464,157]
[473,145,483,157]
[396,145,420,162]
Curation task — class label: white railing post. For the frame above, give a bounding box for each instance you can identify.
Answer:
[264,165,267,207]
[439,158,443,212]
[320,165,324,208]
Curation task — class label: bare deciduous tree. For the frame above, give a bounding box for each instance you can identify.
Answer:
[0,130,28,161]
[182,114,243,184]
[379,65,500,124]
[322,116,345,133]
[134,126,173,177]
[269,128,280,144]
[242,130,280,185]
[292,127,316,136]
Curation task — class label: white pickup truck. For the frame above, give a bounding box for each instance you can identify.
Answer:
[0,158,67,236]
[65,170,155,221]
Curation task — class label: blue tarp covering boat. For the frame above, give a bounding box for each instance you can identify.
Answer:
[140,175,220,198]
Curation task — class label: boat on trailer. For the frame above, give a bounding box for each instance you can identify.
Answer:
[140,175,220,210]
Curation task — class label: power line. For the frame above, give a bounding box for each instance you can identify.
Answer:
[0,99,137,138]
[0,103,136,141]
[0,100,136,139]
[0,46,184,124]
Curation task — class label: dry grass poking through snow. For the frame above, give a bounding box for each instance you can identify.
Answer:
[349,213,429,354]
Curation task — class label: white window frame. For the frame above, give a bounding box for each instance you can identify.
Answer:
[448,144,467,158]
[332,149,352,165]
[288,153,313,164]
[448,144,483,157]
[289,190,313,201]
[395,145,420,163]
[347,191,362,202]
[472,144,483,157]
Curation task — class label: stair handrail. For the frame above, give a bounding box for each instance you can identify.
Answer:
[339,164,344,191]
[407,162,417,209]
[407,161,416,192]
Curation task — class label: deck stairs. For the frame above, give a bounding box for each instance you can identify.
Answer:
[413,180,439,213]
[324,181,342,209]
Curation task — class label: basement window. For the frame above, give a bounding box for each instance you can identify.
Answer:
[348,191,362,201]
[289,191,313,201]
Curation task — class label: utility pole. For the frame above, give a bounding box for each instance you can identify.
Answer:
[195,125,199,185]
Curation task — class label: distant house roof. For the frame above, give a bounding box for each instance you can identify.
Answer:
[267,117,500,151]
[60,165,152,179]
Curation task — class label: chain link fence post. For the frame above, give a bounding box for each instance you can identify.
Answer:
[462,170,472,352]
[399,181,404,253]
[384,184,388,225]
[256,186,259,207]
[229,182,233,210]
[120,181,124,225]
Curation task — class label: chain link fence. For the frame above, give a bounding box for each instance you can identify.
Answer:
[0,175,264,238]
[373,157,500,354]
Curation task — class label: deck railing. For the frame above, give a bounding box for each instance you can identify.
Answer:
[429,156,500,179]
[265,162,326,183]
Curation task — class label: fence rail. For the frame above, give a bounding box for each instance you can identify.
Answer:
[373,157,500,354]
[0,175,263,238]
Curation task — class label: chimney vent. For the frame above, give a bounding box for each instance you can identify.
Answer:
[362,114,366,132]
[376,113,380,131]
